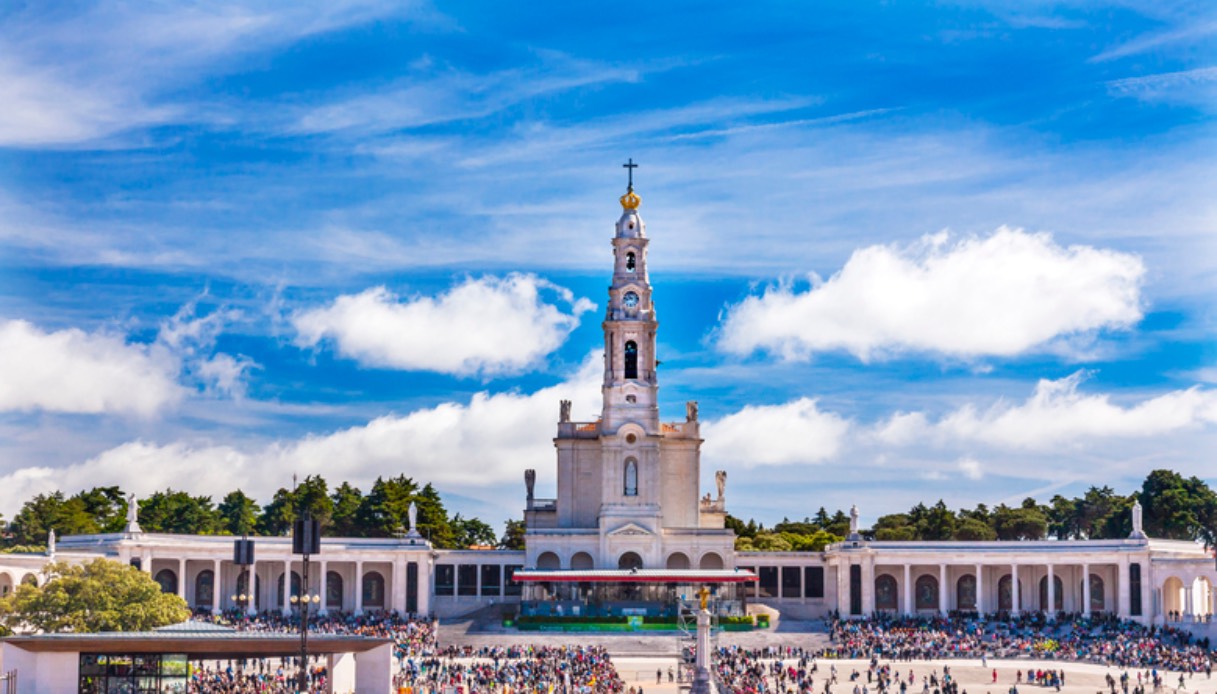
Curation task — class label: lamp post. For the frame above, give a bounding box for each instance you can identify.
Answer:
[292,513,321,694]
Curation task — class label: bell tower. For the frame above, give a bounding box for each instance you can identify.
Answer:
[601,159,660,435]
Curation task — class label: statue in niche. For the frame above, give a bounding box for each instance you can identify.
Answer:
[715,470,727,500]
[686,400,698,422]
[525,469,536,500]
[559,400,571,423]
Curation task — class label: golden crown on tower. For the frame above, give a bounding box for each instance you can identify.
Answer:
[620,188,642,210]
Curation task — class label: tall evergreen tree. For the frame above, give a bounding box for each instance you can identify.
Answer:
[218,490,259,536]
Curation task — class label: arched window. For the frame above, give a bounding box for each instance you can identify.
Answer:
[278,571,301,606]
[154,569,178,595]
[625,252,636,272]
[914,574,938,610]
[327,571,344,609]
[998,574,1021,612]
[624,458,638,496]
[1089,574,1106,612]
[875,574,898,611]
[195,570,214,608]
[362,571,386,609]
[956,574,977,611]
[624,341,638,380]
[618,552,643,570]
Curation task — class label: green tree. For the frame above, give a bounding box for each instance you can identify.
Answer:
[873,513,916,541]
[138,491,221,534]
[0,559,190,632]
[452,514,497,547]
[10,492,98,545]
[294,475,334,528]
[991,504,1048,540]
[330,483,363,537]
[953,516,997,541]
[918,501,957,540]
[72,486,128,533]
[355,476,419,538]
[1139,469,1217,544]
[499,519,526,550]
[258,487,297,536]
[217,490,258,536]
[413,483,455,548]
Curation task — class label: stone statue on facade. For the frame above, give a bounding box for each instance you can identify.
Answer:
[525,469,536,501]
[715,470,727,500]
[47,529,55,555]
[686,400,698,422]
[848,504,860,540]
[407,502,417,531]
[559,400,571,423]
[125,493,142,534]
[1130,499,1147,539]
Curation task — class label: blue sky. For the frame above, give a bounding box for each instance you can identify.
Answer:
[0,1,1215,531]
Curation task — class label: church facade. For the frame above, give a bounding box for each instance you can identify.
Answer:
[4,177,1214,628]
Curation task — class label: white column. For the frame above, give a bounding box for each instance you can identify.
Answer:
[1011,564,1020,615]
[177,559,187,600]
[354,560,364,614]
[211,558,222,614]
[244,560,256,613]
[282,559,292,614]
[392,557,407,613]
[975,564,985,615]
[1047,564,1056,619]
[1118,556,1131,618]
[903,564,912,616]
[861,558,875,615]
[1082,563,1091,617]
[318,561,328,615]
[416,559,431,617]
[938,564,948,616]
[836,563,849,615]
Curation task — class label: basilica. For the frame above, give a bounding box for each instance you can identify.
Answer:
[3,177,1214,628]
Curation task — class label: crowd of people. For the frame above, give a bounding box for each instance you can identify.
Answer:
[822,613,1215,672]
[198,609,439,660]
[394,644,625,694]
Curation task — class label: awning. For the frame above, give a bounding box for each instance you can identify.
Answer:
[513,569,757,583]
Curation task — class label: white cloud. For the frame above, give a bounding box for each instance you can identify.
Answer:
[292,274,594,376]
[0,320,184,416]
[702,398,850,468]
[0,355,603,514]
[935,372,1217,450]
[957,457,983,480]
[718,228,1145,361]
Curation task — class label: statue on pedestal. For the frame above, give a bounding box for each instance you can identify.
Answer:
[525,469,536,501]
[559,400,571,423]
[125,493,142,534]
[848,504,860,540]
[686,400,698,422]
[715,470,727,501]
[47,529,55,556]
[1130,499,1147,539]
[405,501,422,539]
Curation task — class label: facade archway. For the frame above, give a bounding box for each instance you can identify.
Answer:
[277,571,301,606]
[1088,574,1106,612]
[362,571,385,609]
[326,571,344,609]
[698,553,724,570]
[1163,576,1184,617]
[154,569,177,595]
[875,574,898,611]
[0,573,12,597]
[1039,575,1063,612]
[570,552,594,570]
[536,552,560,570]
[914,574,938,610]
[1192,577,1213,618]
[998,575,1022,612]
[618,552,643,570]
[956,574,977,612]
[195,570,214,608]
[666,552,690,570]
[20,573,37,587]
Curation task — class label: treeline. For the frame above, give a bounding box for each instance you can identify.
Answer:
[4,475,521,551]
[728,469,1217,549]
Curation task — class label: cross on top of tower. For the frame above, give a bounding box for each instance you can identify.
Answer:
[623,158,638,192]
